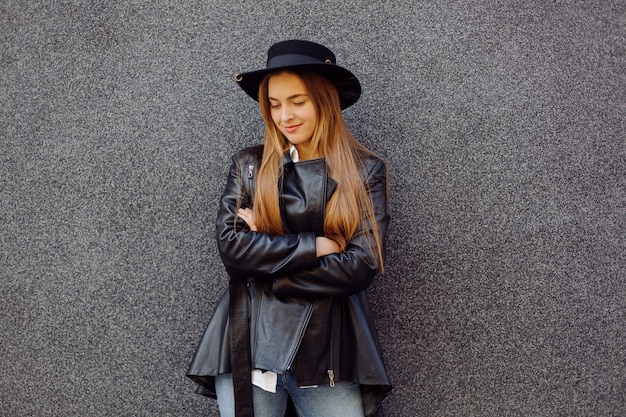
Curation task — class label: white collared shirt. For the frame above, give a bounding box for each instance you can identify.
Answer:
[290,145,300,162]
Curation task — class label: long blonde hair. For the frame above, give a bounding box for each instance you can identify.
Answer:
[252,70,385,272]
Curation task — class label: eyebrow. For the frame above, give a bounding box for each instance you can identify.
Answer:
[268,93,308,101]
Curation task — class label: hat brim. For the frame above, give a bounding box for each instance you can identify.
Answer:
[236,63,361,110]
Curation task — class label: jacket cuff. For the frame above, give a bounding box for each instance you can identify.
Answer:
[297,231,320,270]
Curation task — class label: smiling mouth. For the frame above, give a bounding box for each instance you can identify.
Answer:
[284,124,301,133]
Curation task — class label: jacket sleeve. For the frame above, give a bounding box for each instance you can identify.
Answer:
[272,157,391,298]
[216,153,320,281]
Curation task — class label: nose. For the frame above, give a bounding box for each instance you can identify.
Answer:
[280,105,294,123]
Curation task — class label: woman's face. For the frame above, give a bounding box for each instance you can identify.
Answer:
[267,72,318,159]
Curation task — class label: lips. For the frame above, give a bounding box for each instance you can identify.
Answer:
[284,124,302,134]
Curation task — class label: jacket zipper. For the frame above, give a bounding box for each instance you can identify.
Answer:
[322,161,335,387]
[247,164,254,197]
[245,164,254,208]
[327,298,335,387]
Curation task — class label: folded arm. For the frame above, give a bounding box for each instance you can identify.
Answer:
[272,158,390,298]
[216,155,320,281]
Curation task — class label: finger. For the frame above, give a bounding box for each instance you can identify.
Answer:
[238,208,252,216]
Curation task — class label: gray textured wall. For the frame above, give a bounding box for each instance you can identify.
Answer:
[1,1,624,416]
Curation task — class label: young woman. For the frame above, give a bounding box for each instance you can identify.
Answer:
[187,39,392,417]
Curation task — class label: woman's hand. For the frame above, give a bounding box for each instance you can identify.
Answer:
[238,208,257,231]
[315,236,341,257]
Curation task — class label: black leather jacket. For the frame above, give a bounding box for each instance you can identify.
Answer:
[188,145,392,416]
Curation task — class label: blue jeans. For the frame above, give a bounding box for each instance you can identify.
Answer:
[215,371,364,417]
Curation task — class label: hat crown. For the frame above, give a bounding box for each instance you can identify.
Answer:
[267,40,336,68]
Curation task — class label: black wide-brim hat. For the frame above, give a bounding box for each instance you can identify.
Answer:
[235,40,361,110]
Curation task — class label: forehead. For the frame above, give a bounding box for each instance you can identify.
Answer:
[267,72,307,99]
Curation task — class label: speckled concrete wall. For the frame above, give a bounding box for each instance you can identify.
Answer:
[1,1,624,416]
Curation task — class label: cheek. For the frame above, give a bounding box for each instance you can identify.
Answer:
[307,109,318,127]
[303,105,317,124]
